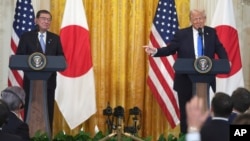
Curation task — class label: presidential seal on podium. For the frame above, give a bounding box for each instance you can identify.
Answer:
[28,52,47,70]
[194,56,212,74]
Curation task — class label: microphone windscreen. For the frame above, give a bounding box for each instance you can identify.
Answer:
[198,28,203,36]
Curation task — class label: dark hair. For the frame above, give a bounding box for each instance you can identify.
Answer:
[232,113,250,125]
[212,92,233,117]
[231,87,250,113]
[0,99,9,126]
[36,9,52,19]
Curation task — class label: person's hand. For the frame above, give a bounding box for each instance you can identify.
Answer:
[143,45,157,55]
[186,96,210,132]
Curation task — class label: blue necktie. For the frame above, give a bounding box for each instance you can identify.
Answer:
[39,33,46,53]
[197,34,203,57]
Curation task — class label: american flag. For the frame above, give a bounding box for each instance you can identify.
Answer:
[8,0,35,87]
[147,0,180,128]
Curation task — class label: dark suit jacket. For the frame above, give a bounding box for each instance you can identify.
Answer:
[154,26,228,92]
[16,30,64,56]
[228,112,238,123]
[0,131,24,141]
[2,112,30,141]
[15,30,65,126]
[200,119,230,141]
[16,30,64,90]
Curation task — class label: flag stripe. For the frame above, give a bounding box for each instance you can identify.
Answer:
[11,39,18,53]
[147,78,179,126]
[149,57,177,108]
[8,0,35,87]
[148,57,179,127]
[9,70,23,86]
[147,0,180,128]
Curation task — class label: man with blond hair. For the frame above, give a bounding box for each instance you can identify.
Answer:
[144,9,228,133]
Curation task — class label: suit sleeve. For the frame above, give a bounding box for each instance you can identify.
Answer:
[56,36,64,56]
[214,32,228,59]
[153,31,181,57]
[16,35,27,55]
[17,123,30,141]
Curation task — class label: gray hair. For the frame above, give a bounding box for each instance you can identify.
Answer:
[1,86,26,111]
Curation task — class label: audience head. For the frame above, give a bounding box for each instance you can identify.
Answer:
[231,87,250,113]
[0,99,9,127]
[232,113,250,125]
[1,86,26,111]
[211,92,233,118]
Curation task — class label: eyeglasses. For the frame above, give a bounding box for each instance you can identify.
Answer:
[39,17,52,22]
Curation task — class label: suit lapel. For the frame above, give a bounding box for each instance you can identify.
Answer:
[31,31,43,53]
[203,27,211,56]
[186,27,195,57]
[45,32,52,54]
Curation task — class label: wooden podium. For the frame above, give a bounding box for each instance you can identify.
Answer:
[9,54,66,138]
[173,58,230,111]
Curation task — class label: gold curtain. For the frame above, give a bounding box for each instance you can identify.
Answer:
[50,0,189,140]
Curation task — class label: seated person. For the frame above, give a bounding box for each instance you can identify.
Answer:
[229,87,250,123]
[232,112,250,125]
[200,92,233,141]
[1,86,30,141]
[0,99,23,141]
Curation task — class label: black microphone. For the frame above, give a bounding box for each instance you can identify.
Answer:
[197,28,204,56]
[198,27,203,36]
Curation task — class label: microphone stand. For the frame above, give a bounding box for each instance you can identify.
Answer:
[99,113,144,141]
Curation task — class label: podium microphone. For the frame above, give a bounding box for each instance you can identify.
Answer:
[198,27,203,36]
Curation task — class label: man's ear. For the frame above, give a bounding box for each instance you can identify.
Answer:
[34,18,39,25]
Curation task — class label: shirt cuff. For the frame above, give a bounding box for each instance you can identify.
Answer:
[151,49,158,56]
[185,132,201,141]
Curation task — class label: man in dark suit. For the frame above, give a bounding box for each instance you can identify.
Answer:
[0,99,24,141]
[16,10,65,130]
[144,9,228,133]
[229,87,250,123]
[200,92,233,141]
[1,86,30,141]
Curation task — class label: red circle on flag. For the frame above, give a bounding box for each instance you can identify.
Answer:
[215,25,242,78]
[60,25,92,77]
